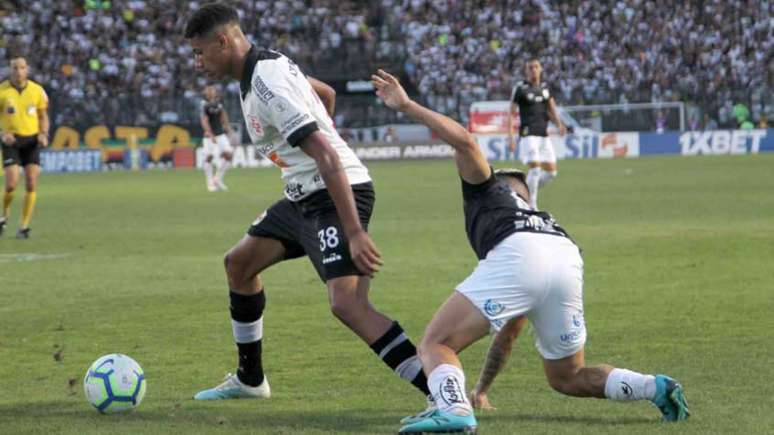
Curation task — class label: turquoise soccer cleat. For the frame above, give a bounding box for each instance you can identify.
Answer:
[651,374,690,422]
[398,409,477,434]
[193,373,270,400]
[400,395,438,424]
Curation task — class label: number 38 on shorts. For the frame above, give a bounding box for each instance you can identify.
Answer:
[317,226,340,252]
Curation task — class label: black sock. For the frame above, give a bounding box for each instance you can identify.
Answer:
[229,290,266,387]
[370,321,431,396]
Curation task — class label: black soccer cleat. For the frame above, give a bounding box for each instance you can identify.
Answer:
[16,227,30,240]
[0,217,6,237]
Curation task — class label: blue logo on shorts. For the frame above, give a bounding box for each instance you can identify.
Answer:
[484,299,505,316]
[572,311,584,327]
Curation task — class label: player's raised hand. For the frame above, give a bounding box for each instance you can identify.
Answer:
[371,69,410,112]
[349,230,383,277]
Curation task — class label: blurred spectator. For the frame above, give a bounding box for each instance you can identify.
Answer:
[394,0,772,127]
[0,1,770,131]
[702,114,719,131]
[382,126,399,143]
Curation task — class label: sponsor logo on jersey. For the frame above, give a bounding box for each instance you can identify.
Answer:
[280,113,310,136]
[484,299,505,316]
[252,76,275,103]
[248,115,264,138]
[439,376,465,406]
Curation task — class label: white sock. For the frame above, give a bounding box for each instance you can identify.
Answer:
[215,159,231,182]
[427,364,472,415]
[539,170,557,187]
[526,167,541,209]
[204,161,214,184]
[604,368,656,401]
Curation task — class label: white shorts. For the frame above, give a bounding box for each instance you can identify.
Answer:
[202,134,233,159]
[456,232,586,360]
[520,135,556,164]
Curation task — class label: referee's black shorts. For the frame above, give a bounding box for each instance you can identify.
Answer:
[2,135,41,167]
[247,182,375,282]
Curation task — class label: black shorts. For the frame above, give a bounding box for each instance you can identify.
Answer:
[247,182,375,282]
[2,135,40,167]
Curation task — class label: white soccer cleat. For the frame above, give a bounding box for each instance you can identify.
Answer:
[193,373,270,400]
[206,181,217,192]
[214,178,229,191]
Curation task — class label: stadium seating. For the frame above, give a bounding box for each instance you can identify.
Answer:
[0,1,770,130]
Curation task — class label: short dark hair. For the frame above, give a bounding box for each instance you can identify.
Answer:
[7,49,26,62]
[184,2,239,39]
[494,168,527,186]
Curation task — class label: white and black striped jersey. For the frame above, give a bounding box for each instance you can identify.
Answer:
[239,46,370,201]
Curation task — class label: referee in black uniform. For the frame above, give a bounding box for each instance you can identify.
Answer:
[507,59,566,210]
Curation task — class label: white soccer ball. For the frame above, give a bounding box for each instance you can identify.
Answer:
[83,353,146,414]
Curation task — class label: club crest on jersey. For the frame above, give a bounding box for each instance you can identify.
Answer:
[272,99,288,113]
[484,299,505,316]
[248,115,264,138]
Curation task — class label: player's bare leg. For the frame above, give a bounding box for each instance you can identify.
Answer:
[16,163,39,239]
[327,275,431,397]
[399,291,489,433]
[539,161,557,188]
[194,235,285,400]
[1,164,20,237]
[214,151,232,191]
[542,349,690,421]
[203,155,216,192]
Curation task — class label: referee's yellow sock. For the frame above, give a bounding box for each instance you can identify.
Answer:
[20,191,36,229]
[2,190,14,218]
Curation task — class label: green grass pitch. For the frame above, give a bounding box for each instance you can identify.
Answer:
[1,154,773,434]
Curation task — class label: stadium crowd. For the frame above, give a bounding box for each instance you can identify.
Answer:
[0,0,770,130]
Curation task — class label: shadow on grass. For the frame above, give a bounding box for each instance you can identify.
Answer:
[0,400,398,433]
[481,412,655,426]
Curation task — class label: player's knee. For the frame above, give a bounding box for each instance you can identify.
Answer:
[205,156,214,163]
[223,249,245,281]
[329,295,362,323]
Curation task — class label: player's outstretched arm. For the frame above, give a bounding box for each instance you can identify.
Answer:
[371,70,490,185]
[299,132,382,276]
[308,76,336,117]
[470,315,526,410]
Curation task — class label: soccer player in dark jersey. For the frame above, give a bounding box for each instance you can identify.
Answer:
[200,85,235,191]
[508,59,566,210]
[371,70,689,434]
[184,3,431,405]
